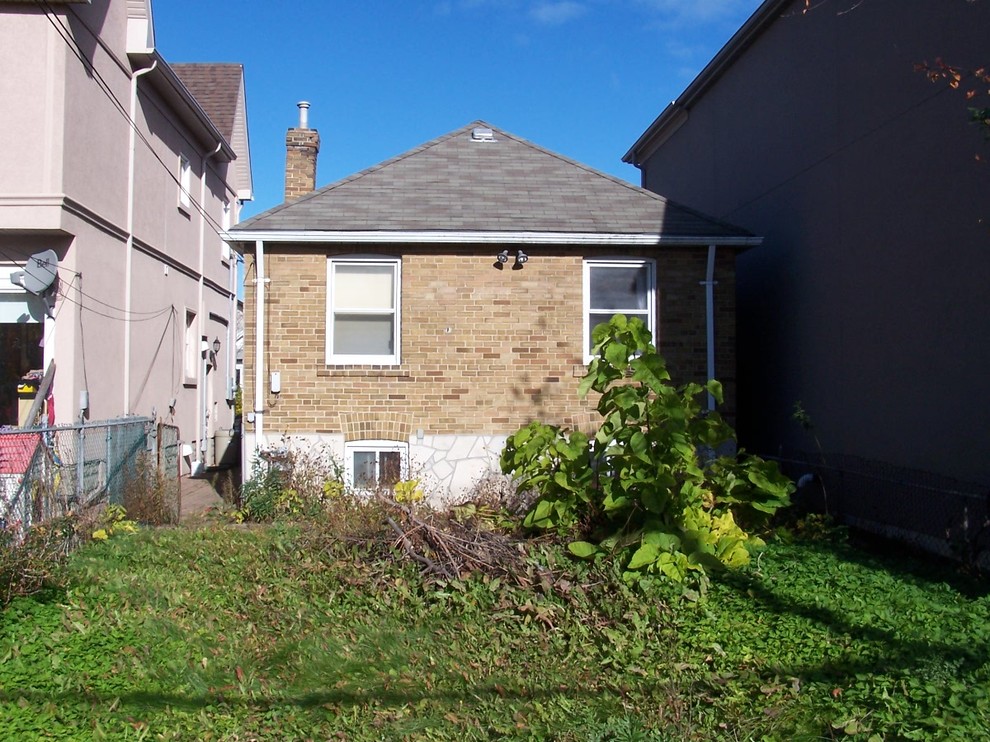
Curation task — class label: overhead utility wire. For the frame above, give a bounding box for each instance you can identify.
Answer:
[0,246,173,319]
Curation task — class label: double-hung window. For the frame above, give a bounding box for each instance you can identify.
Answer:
[327,257,400,364]
[583,258,656,360]
[178,154,191,212]
[183,308,198,385]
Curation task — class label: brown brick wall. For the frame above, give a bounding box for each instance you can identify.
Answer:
[242,244,738,441]
[284,128,320,199]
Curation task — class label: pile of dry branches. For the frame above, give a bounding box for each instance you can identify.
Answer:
[381,498,529,581]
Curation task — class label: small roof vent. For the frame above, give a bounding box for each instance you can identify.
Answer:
[471,126,495,142]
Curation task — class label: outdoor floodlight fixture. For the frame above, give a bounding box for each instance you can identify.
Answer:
[494,249,510,269]
[513,250,529,270]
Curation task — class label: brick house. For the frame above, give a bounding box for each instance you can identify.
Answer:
[226,114,758,498]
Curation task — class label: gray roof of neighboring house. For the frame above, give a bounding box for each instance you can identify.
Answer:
[233,121,754,241]
[172,63,243,143]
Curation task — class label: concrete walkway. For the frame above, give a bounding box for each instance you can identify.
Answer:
[179,473,233,522]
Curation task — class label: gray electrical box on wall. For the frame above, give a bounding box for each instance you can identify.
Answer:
[270,371,281,394]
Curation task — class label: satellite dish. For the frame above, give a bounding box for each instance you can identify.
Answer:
[10,249,59,295]
[10,249,59,318]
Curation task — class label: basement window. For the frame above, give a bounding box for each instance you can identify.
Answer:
[345,440,407,489]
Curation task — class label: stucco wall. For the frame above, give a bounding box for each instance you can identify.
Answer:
[636,0,990,485]
[0,6,64,199]
[0,0,238,463]
[61,1,130,225]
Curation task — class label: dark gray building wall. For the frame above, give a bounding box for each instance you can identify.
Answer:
[633,0,990,493]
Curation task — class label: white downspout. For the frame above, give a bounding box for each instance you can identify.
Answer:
[226,244,238,423]
[704,245,717,411]
[123,59,157,415]
[253,240,267,453]
[195,142,222,473]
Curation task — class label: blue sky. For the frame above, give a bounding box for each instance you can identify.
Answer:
[154,0,762,220]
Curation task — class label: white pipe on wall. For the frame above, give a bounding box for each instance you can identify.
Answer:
[123,60,156,415]
[253,239,266,452]
[195,142,222,470]
[226,247,238,411]
[704,244,717,412]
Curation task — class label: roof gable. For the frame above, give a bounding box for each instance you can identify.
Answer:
[173,63,253,199]
[172,63,241,141]
[624,0,788,166]
[233,121,753,243]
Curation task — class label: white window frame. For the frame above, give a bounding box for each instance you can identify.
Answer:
[221,201,232,265]
[344,440,408,489]
[326,256,401,365]
[178,154,192,212]
[582,258,656,363]
[183,308,198,386]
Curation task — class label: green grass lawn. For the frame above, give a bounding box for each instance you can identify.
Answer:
[0,522,988,740]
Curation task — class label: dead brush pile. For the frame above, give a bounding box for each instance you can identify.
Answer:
[288,472,564,590]
[382,498,528,581]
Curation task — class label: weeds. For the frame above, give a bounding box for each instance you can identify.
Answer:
[2,519,987,739]
[239,438,346,522]
[0,515,75,608]
[3,434,974,737]
[122,452,179,525]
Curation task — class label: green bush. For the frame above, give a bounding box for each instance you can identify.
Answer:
[501,314,794,589]
[238,440,347,523]
[239,458,284,522]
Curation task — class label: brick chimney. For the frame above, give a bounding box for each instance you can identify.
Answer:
[284,101,320,200]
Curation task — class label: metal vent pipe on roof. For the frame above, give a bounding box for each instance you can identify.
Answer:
[297,101,311,129]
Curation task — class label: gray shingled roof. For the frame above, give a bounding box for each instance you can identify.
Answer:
[172,63,242,143]
[234,122,753,240]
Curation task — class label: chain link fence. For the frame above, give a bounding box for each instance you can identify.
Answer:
[776,449,990,568]
[0,417,181,535]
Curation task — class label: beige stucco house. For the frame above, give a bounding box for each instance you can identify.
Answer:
[227,114,758,499]
[0,0,252,473]
[624,0,990,551]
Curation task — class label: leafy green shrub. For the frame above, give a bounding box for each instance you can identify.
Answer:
[238,457,285,522]
[501,314,794,588]
[238,440,347,522]
[90,504,138,542]
[0,516,75,607]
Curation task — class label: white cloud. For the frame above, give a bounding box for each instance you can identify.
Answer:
[529,1,588,25]
[664,38,707,60]
[636,0,757,25]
